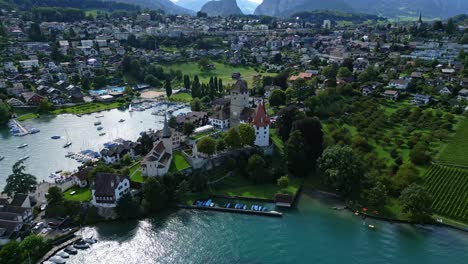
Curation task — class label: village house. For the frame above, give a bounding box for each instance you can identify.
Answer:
[438,86,452,96]
[100,139,136,164]
[21,92,43,105]
[72,168,91,188]
[412,94,431,106]
[176,111,209,129]
[458,89,468,101]
[388,79,410,90]
[383,90,400,100]
[91,173,130,208]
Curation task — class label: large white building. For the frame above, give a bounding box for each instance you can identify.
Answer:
[141,116,173,177]
[91,173,130,208]
[251,102,270,147]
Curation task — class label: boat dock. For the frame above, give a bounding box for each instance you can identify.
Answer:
[38,234,80,263]
[8,119,30,136]
[178,204,283,217]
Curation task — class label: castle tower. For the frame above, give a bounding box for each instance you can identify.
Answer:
[230,73,249,127]
[162,114,172,154]
[251,101,270,147]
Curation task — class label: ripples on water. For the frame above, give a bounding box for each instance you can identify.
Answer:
[67,194,468,264]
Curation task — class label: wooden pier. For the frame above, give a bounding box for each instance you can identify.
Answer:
[178,205,283,217]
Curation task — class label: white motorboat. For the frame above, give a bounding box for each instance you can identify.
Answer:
[17,143,28,149]
[73,240,90,249]
[56,250,69,258]
[18,156,29,162]
[64,245,77,255]
[83,236,97,244]
[49,256,66,264]
[0,156,4,161]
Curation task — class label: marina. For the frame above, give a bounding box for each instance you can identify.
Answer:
[0,102,191,189]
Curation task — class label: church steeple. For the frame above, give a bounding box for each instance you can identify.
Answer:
[418,12,422,24]
[162,114,171,138]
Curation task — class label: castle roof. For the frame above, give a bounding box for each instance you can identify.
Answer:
[232,79,248,94]
[252,102,270,128]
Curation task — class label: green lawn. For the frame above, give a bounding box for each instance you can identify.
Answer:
[438,117,468,166]
[270,128,284,155]
[169,151,191,172]
[129,162,145,183]
[63,187,92,202]
[51,102,126,115]
[17,113,39,121]
[160,62,272,87]
[169,93,192,102]
[211,175,301,200]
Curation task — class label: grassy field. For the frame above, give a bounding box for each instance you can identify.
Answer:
[63,187,92,202]
[169,93,192,102]
[129,162,144,183]
[424,165,468,222]
[438,118,468,166]
[269,128,284,155]
[16,113,40,121]
[210,175,301,200]
[169,151,191,172]
[160,62,271,87]
[51,102,126,115]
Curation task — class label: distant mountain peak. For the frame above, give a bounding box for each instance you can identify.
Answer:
[200,0,243,16]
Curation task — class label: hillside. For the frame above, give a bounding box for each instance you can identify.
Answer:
[0,0,139,11]
[176,0,258,14]
[110,0,192,14]
[254,0,468,18]
[254,0,352,17]
[200,0,243,17]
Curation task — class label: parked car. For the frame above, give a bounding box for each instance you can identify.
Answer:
[32,222,44,231]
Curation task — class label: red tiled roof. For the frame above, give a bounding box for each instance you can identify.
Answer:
[251,102,270,128]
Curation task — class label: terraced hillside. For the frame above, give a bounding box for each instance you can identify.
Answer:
[424,165,468,222]
[438,118,468,166]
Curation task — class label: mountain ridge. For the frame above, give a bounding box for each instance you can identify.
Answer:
[200,0,243,16]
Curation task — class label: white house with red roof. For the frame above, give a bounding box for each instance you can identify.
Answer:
[251,102,270,147]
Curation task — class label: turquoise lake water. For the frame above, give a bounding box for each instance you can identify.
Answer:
[66,191,468,264]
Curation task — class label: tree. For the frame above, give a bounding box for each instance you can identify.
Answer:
[238,124,255,146]
[27,22,42,41]
[285,130,307,176]
[269,89,286,107]
[165,79,172,97]
[446,18,456,35]
[247,154,267,183]
[318,146,365,197]
[0,241,23,264]
[175,180,190,202]
[218,78,223,94]
[433,20,444,31]
[192,75,201,98]
[189,171,207,192]
[216,138,226,152]
[363,181,388,207]
[183,122,195,137]
[168,116,177,128]
[47,186,64,206]
[393,163,419,192]
[183,75,191,90]
[292,117,323,169]
[198,57,211,71]
[277,176,289,189]
[322,63,339,79]
[285,87,297,103]
[337,67,352,78]
[38,98,53,113]
[399,184,433,220]
[409,143,431,166]
[116,193,140,219]
[121,55,132,74]
[135,132,153,155]
[276,106,299,141]
[93,75,107,88]
[81,77,90,90]
[0,101,11,125]
[191,98,202,111]
[143,178,168,213]
[4,161,37,196]
[19,235,49,262]
[225,127,242,148]
[197,137,216,156]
